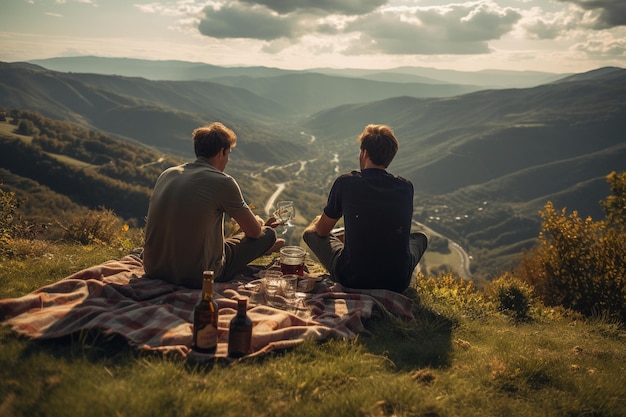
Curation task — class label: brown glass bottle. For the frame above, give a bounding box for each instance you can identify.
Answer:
[228,297,253,358]
[192,271,219,354]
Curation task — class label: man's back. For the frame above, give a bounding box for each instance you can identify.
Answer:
[143,158,246,288]
[326,169,414,292]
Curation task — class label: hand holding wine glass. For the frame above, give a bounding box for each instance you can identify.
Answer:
[273,200,295,235]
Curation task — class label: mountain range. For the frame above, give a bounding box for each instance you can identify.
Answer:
[28,56,567,87]
[1,57,624,278]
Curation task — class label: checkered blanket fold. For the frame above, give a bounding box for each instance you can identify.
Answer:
[0,255,415,358]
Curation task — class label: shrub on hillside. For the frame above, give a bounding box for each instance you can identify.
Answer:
[600,171,626,232]
[0,187,18,257]
[485,272,535,322]
[517,172,626,323]
[0,186,49,259]
[57,207,140,250]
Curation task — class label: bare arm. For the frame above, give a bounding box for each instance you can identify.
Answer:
[231,209,263,239]
[304,213,338,237]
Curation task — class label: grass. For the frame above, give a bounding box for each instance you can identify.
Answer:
[1,242,625,417]
[0,121,33,144]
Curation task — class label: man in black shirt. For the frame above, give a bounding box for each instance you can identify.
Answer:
[302,124,428,293]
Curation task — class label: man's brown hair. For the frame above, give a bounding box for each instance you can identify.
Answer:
[358,124,399,167]
[193,122,237,158]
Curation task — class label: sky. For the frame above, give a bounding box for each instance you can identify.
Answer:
[1,0,625,74]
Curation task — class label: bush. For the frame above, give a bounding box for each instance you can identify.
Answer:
[7,238,55,259]
[0,187,18,258]
[518,195,626,323]
[485,272,535,322]
[57,207,141,250]
[0,186,51,259]
[600,171,626,232]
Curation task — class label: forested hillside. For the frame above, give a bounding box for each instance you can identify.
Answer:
[0,110,322,237]
[0,62,307,161]
[0,110,180,225]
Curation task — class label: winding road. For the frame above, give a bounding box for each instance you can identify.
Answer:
[264,183,286,216]
[413,220,472,279]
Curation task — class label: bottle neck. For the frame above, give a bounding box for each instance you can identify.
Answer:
[201,277,214,301]
[237,299,247,315]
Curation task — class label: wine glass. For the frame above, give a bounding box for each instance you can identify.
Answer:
[273,200,295,235]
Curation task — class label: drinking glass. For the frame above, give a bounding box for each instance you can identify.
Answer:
[280,275,297,305]
[263,270,283,305]
[279,246,306,276]
[273,200,295,235]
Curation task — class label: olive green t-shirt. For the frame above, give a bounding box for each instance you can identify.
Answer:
[143,157,249,288]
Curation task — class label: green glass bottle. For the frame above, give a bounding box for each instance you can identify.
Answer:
[192,271,218,354]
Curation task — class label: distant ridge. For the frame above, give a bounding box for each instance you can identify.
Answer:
[27,56,567,88]
[552,66,625,83]
[27,56,301,81]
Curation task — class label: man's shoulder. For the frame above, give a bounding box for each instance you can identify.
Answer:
[392,174,412,186]
[336,170,361,181]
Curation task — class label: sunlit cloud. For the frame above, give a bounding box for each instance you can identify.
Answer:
[344,3,521,55]
[557,0,626,28]
[135,1,207,16]
[521,5,583,40]
[198,3,297,40]
[237,0,386,15]
[573,31,626,57]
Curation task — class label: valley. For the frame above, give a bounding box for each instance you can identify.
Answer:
[1,61,625,280]
[242,132,471,279]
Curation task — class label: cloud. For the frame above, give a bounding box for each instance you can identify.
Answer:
[344,3,521,55]
[198,4,297,40]
[557,0,626,28]
[522,6,583,39]
[237,0,386,15]
[195,1,522,56]
[135,1,205,17]
[573,33,626,56]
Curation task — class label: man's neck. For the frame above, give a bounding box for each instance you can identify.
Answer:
[362,160,387,171]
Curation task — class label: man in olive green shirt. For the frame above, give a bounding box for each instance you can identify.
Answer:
[143,122,281,288]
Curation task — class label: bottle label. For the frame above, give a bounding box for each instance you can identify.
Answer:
[196,323,217,349]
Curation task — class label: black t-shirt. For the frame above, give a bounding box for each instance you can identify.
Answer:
[323,168,414,292]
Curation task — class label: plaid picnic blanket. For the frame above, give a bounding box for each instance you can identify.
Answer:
[0,255,415,359]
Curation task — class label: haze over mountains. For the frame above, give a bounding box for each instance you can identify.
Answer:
[28,56,567,88]
[1,57,624,278]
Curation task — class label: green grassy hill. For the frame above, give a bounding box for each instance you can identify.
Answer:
[0,241,624,417]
